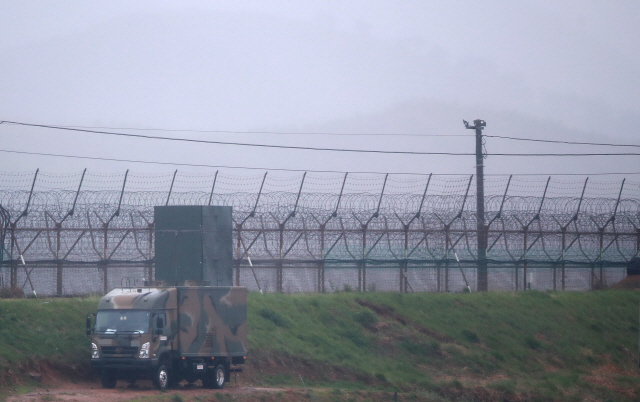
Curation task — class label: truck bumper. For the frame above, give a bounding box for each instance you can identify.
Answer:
[91,358,156,372]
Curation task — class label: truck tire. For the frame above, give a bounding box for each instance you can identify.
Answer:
[154,364,170,390]
[203,364,225,389]
[100,371,117,389]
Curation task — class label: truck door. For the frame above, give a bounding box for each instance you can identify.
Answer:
[152,312,170,351]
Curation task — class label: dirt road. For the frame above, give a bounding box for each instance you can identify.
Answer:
[5,380,293,402]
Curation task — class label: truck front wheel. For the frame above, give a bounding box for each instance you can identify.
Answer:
[203,364,225,389]
[154,365,170,390]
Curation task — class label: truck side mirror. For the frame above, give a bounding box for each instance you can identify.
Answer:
[156,316,164,335]
[85,314,92,336]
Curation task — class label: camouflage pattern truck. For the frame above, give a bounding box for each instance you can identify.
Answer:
[87,286,247,390]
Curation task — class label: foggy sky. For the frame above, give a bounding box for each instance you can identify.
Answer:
[1,1,639,179]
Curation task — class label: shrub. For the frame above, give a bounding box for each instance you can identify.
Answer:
[461,329,480,343]
[258,308,291,328]
[375,373,387,383]
[524,336,542,350]
[0,286,24,299]
[353,309,377,328]
[398,339,440,357]
[341,328,369,348]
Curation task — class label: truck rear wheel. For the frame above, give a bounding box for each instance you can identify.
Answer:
[203,364,225,389]
[154,365,170,390]
[100,371,117,389]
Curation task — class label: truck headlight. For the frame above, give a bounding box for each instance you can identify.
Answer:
[138,342,150,359]
[91,343,99,359]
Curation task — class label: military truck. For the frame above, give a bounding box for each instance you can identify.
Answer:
[87,285,247,390]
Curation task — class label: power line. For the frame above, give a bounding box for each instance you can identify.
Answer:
[0,121,474,156]
[1,120,471,137]
[64,125,473,138]
[0,148,428,175]
[1,148,639,176]
[2,120,640,156]
[6,121,638,147]
[485,134,640,148]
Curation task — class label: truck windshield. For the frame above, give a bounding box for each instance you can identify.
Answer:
[94,310,150,334]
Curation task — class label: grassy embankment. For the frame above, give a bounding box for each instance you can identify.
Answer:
[0,297,96,381]
[0,290,639,401]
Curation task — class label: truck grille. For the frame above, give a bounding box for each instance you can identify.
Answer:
[101,346,138,356]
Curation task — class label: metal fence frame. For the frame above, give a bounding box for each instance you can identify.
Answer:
[1,170,638,296]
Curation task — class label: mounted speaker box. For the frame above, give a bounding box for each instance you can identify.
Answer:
[154,206,233,286]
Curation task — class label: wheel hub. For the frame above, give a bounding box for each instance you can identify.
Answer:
[158,370,168,387]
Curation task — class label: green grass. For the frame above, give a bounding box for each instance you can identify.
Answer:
[1,290,639,401]
[0,297,96,369]
[246,290,640,400]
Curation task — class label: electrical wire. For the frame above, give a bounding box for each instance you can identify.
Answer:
[62,125,473,138]
[0,121,473,156]
[0,120,471,137]
[7,121,637,147]
[485,135,640,148]
[0,148,428,175]
[1,148,639,176]
[2,120,640,156]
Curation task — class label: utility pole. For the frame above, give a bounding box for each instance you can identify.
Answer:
[464,119,488,291]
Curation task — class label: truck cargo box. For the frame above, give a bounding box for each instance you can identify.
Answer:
[176,286,247,357]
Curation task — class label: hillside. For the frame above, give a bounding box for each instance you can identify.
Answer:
[1,290,639,401]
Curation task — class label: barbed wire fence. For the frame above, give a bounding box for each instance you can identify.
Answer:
[0,170,638,296]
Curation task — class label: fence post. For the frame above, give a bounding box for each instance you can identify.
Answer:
[537,177,550,290]
[278,223,284,293]
[319,225,325,292]
[236,223,242,287]
[277,172,307,293]
[323,173,347,292]
[600,178,625,286]
[56,223,62,296]
[444,225,450,292]
[399,174,432,293]
[402,224,408,293]
[486,175,513,292]
[208,170,218,206]
[523,226,528,290]
[361,225,366,292]
[19,169,39,223]
[359,174,388,292]
[102,170,128,294]
[56,168,86,295]
[597,228,603,289]
[10,224,16,288]
[561,227,566,291]
[166,170,177,206]
[148,222,154,283]
[235,172,267,289]
[9,169,39,291]
[103,222,108,294]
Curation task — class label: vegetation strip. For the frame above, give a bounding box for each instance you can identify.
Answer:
[1,290,639,401]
